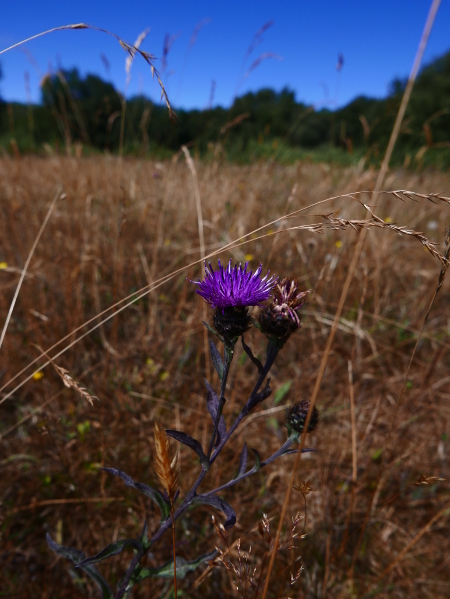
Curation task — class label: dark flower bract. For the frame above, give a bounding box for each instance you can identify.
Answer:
[193,260,276,309]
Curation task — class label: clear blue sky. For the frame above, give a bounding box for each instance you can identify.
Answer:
[1,1,449,110]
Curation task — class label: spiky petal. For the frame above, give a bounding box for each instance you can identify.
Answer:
[193,260,276,309]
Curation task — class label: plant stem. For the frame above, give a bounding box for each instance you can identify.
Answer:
[211,340,279,464]
[207,344,233,458]
[171,504,177,599]
[115,339,280,598]
[114,553,142,599]
[205,436,297,495]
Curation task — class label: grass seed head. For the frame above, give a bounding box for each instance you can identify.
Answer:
[153,421,179,504]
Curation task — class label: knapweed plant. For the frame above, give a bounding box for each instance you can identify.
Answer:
[47,260,319,598]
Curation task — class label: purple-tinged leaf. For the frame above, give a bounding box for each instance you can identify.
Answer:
[102,468,170,519]
[77,538,142,567]
[193,494,236,529]
[236,443,248,478]
[166,430,209,468]
[209,340,224,380]
[204,379,226,444]
[241,336,263,373]
[242,380,271,416]
[46,534,113,599]
[251,448,261,471]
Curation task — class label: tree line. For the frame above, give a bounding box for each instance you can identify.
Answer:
[1,49,449,167]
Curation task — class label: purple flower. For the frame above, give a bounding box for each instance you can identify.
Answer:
[193,260,276,309]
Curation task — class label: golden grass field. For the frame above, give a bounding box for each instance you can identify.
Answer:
[1,154,450,598]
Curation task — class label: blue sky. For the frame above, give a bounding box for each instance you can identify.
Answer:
[1,1,449,110]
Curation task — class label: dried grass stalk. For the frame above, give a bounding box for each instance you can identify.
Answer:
[34,345,97,406]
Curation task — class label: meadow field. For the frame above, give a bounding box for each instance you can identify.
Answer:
[1,153,450,598]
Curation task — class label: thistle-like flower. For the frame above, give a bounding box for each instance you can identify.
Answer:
[287,401,319,435]
[193,260,276,343]
[194,260,276,310]
[258,278,310,339]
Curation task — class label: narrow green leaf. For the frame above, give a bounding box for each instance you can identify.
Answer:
[209,340,224,380]
[132,551,217,581]
[202,321,224,342]
[252,448,261,471]
[274,381,292,405]
[77,538,142,567]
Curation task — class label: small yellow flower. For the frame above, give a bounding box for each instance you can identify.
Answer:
[244,254,254,261]
[33,371,44,381]
[0,262,8,269]
[335,240,342,249]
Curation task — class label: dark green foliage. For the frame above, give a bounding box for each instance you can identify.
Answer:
[2,50,450,167]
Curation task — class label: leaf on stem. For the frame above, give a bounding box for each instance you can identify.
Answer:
[235,443,248,478]
[202,321,224,343]
[242,379,272,416]
[140,520,151,550]
[132,550,217,581]
[46,534,113,599]
[209,339,224,380]
[251,448,261,471]
[241,336,263,373]
[204,379,226,444]
[77,538,143,567]
[102,467,170,520]
[193,494,237,529]
[165,429,210,468]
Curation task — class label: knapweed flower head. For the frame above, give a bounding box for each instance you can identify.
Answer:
[258,278,310,339]
[194,259,276,310]
[287,401,319,435]
[193,260,276,344]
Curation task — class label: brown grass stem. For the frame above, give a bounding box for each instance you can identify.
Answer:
[0,190,63,352]
[261,227,367,598]
[261,2,442,594]
[368,500,450,593]
[373,0,442,195]
[172,506,178,599]
[1,190,448,409]
[182,146,209,376]
[348,360,357,484]
[6,497,125,516]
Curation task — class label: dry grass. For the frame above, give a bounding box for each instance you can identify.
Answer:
[1,154,450,598]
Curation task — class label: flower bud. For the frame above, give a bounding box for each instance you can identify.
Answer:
[287,401,319,435]
[213,306,252,345]
[258,278,310,340]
